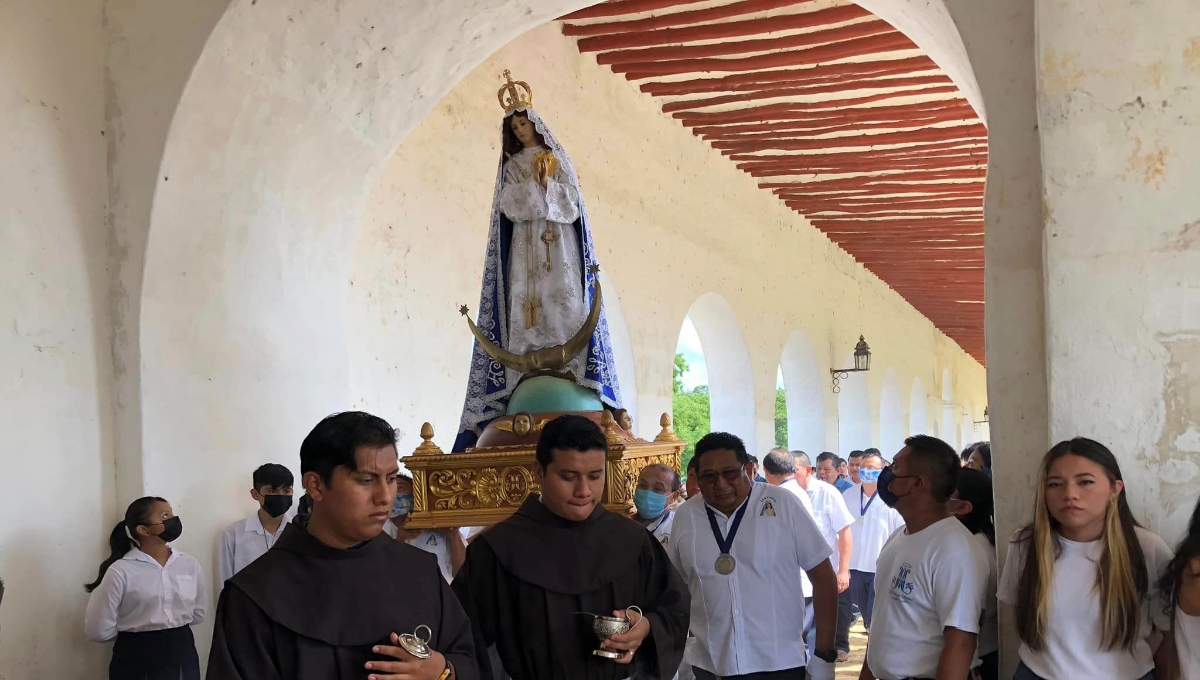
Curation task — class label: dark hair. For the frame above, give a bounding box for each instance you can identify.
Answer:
[836,457,847,467]
[1158,495,1200,616]
[762,449,796,476]
[953,467,995,545]
[959,447,974,462]
[641,463,682,492]
[902,434,960,502]
[971,442,992,468]
[693,432,750,469]
[535,415,607,468]
[502,111,546,156]
[84,496,166,592]
[253,463,294,491]
[848,450,865,460]
[300,411,398,483]
[863,448,880,456]
[790,450,811,468]
[1015,438,1147,651]
[686,456,699,473]
[815,451,838,466]
[859,450,884,466]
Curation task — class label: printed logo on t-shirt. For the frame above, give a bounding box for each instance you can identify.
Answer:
[889,562,917,602]
[759,497,777,517]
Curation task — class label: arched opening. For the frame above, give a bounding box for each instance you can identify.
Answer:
[680,294,757,450]
[779,330,826,455]
[940,368,956,444]
[879,368,905,457]
[672,316,710,468]
[910,377,929,436]
[837,350,873,453]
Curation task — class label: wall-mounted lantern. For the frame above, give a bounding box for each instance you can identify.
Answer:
[973,407,990,432]
[830,335,871,393]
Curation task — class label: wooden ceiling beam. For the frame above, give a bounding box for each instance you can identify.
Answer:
[578,4,870,51]
[561,0,714,21]
[763,169,987,186]
[563,0,805,37]
[618,32,917,79]
[772,181,983,193]
[666,75,953,113]
[741,139,985,163]
[677,93,966,125]
[640,56,937,95]
[597,19,893,65]
[717,124,985,152]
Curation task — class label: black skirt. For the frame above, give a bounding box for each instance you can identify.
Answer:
[110,626,200,680]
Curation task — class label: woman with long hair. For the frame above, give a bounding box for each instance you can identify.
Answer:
[84,496,207,680]
[949,467,998,680]
[997,438,1175,680]
[1159,495,1200,678]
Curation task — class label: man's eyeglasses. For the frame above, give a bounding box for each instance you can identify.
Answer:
[698,468,746,485]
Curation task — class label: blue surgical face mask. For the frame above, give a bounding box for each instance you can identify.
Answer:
[633,489,669,520]
[858,468,882,484]
[391,494,413,518]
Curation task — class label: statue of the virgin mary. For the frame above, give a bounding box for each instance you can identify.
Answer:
[453,72,623,451]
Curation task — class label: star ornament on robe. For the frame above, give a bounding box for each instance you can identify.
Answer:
[588,264,600,275]
[459,304,470,317]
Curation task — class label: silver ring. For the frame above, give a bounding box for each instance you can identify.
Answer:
[414,624,432,644]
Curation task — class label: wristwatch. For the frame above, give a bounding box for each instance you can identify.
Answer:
[813,648,838,663]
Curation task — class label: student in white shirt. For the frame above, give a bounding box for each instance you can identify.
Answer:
[860,435,988,680]
[843,450,905,631]
[84,496,207,680]
[788,449,856,662]
[667,432,838,680]
[217,462,294,588]
[948,466,998,680]
[763,449,846,664]
[635,463,682,547]
[998,437,1175,680]
[383,473,466,582]
[1159,495,1200,680]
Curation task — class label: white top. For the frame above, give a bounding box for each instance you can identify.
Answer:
[217,511,291,588]
[647,509,675,548]
[1178,607,1200,680]
[778,479,818,598]
[842,484,905,573]
[667,483,832,676]
[803,478,856,572]
[997,527,1174,680]
[383,523,456,582]
[972,531,999,660]
[866,517,989,680]
[84,548,207,642]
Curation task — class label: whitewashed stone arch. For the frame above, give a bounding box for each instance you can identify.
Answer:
[837,351,872,454]
[682,293,757,450]
[910,377,929,436]
[879,369,905,458]
[779,330,826,455]
[940,368,955,444]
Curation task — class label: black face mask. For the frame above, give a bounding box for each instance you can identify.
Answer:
[146,516,183,543]
[877,467,917,508]
[262,494,294,518]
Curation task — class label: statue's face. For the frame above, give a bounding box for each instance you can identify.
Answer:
[510,114,538,148]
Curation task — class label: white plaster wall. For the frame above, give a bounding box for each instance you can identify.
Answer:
[348,26,988,465]
[1039,0,1200,541]
[780,330,827,455]
[0,0,114,676]
[879,369,906,456]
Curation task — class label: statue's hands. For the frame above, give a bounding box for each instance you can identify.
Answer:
[531,151,558,188]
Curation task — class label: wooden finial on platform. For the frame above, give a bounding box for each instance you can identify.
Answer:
[413,422,444,455]
[654,413,681,442]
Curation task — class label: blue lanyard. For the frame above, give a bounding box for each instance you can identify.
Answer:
[705,498,750,556]
[860,487,877,516]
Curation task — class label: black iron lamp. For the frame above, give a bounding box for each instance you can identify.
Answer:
[829,335,871,393]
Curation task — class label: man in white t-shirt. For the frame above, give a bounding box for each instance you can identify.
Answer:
[843,450,905,631]
[668,432,839,680]
[860,435,987,680]
[384,474,466,582]
[791,450,856,662]
[634,463,682,547]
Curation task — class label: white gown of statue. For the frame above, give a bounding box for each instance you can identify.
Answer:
[498,144,587,378]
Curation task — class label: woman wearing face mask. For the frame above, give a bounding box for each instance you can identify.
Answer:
[949,467,998,680]
[84,496,207,680]
[385,474,467,582]
[997,438,1176,680]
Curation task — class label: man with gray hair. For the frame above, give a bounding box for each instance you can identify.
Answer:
[791,450,856,662]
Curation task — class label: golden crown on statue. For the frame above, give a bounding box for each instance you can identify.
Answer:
[497,69,533,114]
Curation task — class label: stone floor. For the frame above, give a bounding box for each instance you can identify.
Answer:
[836,621,868,679]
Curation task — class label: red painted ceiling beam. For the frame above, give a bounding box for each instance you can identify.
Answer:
[561,0,715,21]
[748,158,987,175]
[789,199,983,212]
[617,32,917,79]
[765,170,987,186]
[715,124,985,152]
[737,148,988,168]
[702,110,978,138]
[563,0,805,37]
[793,210,980,220]
[677,91,966,125]
[665,75,954,113]
[577,4,870,52]
[709,115,983,144]
[639,56,938,95]
[741,140,985,164]
[747,152,990,171]
[772,180,983,192]
[596,19,893,65]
